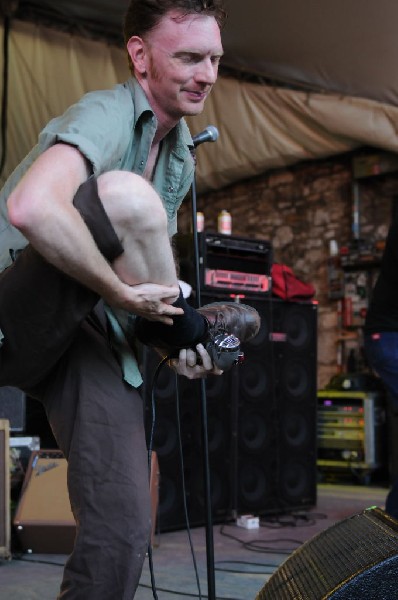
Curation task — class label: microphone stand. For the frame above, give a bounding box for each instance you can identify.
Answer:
[190,152,216,600]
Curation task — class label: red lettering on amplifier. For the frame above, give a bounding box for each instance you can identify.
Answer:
[205,269,270,292]
[269,332,287,342]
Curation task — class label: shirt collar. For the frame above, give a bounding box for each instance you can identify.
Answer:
[126,76,194,150]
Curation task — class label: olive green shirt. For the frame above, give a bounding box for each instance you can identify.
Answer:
[0,77,195,386]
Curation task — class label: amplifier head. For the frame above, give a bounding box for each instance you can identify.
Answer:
[176,232,273,295]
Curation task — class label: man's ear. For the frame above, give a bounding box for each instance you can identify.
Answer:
[126,36,147,76]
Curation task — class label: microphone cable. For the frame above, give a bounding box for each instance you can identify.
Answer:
[146,356,169,600]
[173,369,203,600]
[146,355,203,600]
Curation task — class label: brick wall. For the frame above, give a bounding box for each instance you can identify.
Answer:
[177,151,398,389]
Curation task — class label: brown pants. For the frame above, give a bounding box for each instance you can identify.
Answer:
[0,177,151,599]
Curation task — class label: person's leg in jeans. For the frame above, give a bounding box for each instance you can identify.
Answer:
[364,332,398,519]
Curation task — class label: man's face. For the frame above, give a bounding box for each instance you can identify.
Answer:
[130,11,223,126]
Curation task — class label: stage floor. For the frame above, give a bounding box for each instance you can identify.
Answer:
[0,483,389,600]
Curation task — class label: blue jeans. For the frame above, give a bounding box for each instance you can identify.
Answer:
[364,332,398,406]
[364,331,398,519]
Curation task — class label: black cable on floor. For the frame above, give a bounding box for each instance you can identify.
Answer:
[260,510,327,529]
[137,581,245,600]
[215,559,278,575]
[13,555,65,567]
[219,523,301,555]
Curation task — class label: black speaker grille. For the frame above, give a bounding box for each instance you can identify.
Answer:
[237,297,317,515]
[0,387,25,432]
[144,296,317,530]
[256,508,398,600]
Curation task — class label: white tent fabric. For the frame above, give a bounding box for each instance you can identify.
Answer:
[221,0,398,107]
[1,18,398,193]
[8,0,398,107]
[186,80,398,191]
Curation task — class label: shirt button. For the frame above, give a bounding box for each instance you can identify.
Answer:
[168,186,174,192]
[140,161,144,166]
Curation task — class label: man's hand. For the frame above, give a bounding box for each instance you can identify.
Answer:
[169,344,223,379]
[116,282,183,325]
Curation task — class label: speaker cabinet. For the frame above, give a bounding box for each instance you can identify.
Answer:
[0,387,25,432]
[13,448,162,553]
[256,507,398,599]
[143,350,234,531]
[13,450,75,554]
[143,296,317,530]
[236,297,318,515]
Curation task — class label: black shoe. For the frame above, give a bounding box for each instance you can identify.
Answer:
[198,302,261,370]
[136,301,261,369]
[198,302,260,344]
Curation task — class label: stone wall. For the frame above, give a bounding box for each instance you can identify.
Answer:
[177,151,398,389]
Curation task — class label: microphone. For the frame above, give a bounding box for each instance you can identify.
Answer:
[192,125,219,147]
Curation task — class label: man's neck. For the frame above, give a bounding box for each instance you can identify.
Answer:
[153,117,178,146]
[134,77,179,145]
[143,142,160,181]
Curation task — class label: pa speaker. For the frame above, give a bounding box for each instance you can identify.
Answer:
[143,348,234,531]
[231,296,318,515]
[143,295,317,529]
[255,507,398,599]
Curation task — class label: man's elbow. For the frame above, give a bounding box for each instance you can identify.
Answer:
[7,189,34,233]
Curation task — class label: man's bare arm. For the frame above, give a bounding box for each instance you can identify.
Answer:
[7,143,182,323]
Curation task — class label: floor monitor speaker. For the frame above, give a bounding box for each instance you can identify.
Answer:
[255,507,398,599]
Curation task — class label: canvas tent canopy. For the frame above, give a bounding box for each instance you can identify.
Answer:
[1,0,398,192]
